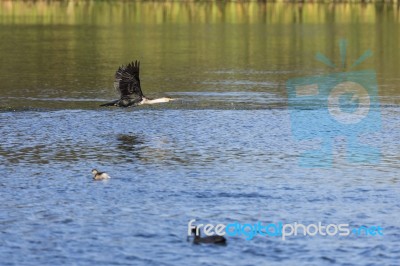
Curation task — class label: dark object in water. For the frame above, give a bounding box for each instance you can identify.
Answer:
[101,60,172,107]
[189,227,227,245]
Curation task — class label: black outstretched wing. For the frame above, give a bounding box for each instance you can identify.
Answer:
[114,60,144,99]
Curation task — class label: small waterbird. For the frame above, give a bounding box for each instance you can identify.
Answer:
[100,60,172,107]
[91,169,110,180]
[189,227,227,245]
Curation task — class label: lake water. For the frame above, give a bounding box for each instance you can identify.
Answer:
[0,1,399,265]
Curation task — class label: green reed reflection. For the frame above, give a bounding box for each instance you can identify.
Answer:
[1,1,399,25]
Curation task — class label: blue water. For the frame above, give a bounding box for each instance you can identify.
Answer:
[1,106,399,265]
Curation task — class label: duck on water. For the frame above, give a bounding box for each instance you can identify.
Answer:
[91,169,111,180]
[101,60,172,107]
[188,226,227,245]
